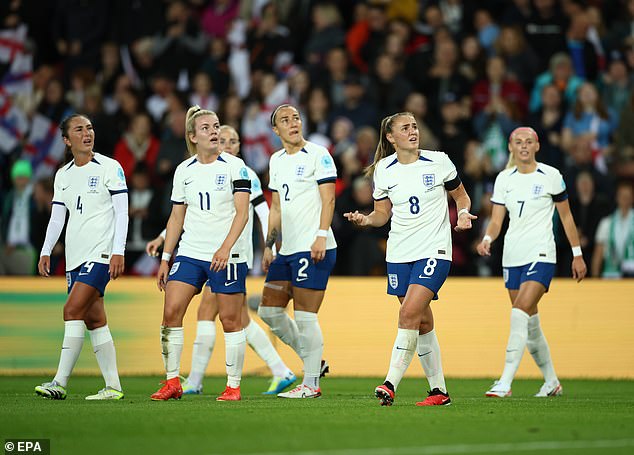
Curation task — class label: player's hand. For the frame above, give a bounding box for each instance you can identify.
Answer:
[344,210,368,226]
[109,254,125,280]
[210,246,229,272]
[572,255,587,282]
[146,236,164,256]
[38,256,51,277]
[476,239,491,256]
[262,247,274,273]
[455,211,477,232]
[311,236,327,263]
[157,260,170,291]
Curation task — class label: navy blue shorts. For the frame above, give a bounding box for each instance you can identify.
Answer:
[504,262,556,291]
[386,258,451,299]
[66,261,110,297]
[169,255,246,294]
[265,249,336,290]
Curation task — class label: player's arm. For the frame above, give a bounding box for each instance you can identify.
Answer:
[448,183,477,232]
[158,204,186,291]
[263,191,281,272]
[344,198,392,227]
[38,203,68,277]
[476,203,507,256]
[311,181,335,263]
[591,242,604,278]
[211,190,250,272]
[146,228,167,256]
[109,192,129,279]
[556,199,587,282]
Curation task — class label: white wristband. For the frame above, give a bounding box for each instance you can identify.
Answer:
[572,246,582,257]
[316,229,328,238]
[458,208,470,217]
[161,252,172,262]
[483,235,492,243]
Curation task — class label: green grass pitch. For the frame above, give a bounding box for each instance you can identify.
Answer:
[1,376,633,455]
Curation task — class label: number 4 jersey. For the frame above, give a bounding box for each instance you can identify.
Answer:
[490,162,568,267]
[170,152,251,263]
[372,150,459,263]
[52,153,128,271]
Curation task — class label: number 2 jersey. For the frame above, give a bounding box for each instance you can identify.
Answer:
[170,152,251,263]
[52,153,128,271]
[490,162,568,267]
[268,141,337,255]
[372,150,459,263]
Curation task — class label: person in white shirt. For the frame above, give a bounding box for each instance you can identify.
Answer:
[592,181,634,278]
[345,112,476,407]
[146,125,296,396]
[477,126,587,398]
[257,104,337,399]
[35,114,128,401]
[151,107,251,402]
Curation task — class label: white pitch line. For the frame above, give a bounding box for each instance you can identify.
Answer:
[235,439,634,455]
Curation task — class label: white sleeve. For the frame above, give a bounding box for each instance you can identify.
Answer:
[268,155,278,192]
[40,203,67,256]
[170,165,186,204]
[315,148,337,184]
[372,167,388,201]
[159,228,167,240]
[490,173,506,206]
[254,200,269,243]
[111,192,129,256]
[105,160,128,193]
[442,153,458,182]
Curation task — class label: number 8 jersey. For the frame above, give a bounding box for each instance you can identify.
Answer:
[372,150,459,263]
[51,153,128,271]
[490,162,568,267]
[170,152,251,263]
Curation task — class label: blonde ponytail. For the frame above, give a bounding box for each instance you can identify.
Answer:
[185,105,218,156]
[365,112,413,178]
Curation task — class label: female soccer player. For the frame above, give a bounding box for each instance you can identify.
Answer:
[257,104,337,398]
[476,126,587,398]
[146,125,296,396]
[35,114,128,400]
[150,107,251,401]
[344,112,476,406]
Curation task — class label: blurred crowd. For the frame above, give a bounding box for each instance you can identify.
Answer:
[1,0,633,278]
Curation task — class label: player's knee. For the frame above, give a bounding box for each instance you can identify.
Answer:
[219,312,241,332]
[258,305,282,326]
[398,305,421,328]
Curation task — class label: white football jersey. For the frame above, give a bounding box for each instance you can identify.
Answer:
[52,153,128,271]
[170,152,251,263]
[373,150,458,263]
[240,166,264,268]
[490,162,568,267]
[268,141,337,255]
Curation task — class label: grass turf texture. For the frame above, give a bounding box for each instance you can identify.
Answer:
[1,377,633,455]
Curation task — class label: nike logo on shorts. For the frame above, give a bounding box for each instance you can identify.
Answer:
[296,277,308,282]
[418,275,431,279]
[224,281,237,286]
[527,271,538,276]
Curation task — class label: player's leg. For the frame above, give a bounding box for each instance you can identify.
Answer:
[184,285,218,394]
[242,298,296,394]
[489,280,545,397]
[84,297,124,399]
[35,278,97,400]
[257,280,300,352]
[377,284,434,405]
[216,292,246,401]
[415,305,450,406]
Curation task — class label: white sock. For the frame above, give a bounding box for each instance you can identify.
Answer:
[417,329,447,393]
[498,308,530,390]
[527,314,558,384]
[53,320,86,387]
[224,330,246,388]
[295,311,323,389]
[161,326,184,380]
[89,325,122,391]
[188,321,216,388]
[257,306,300,354]
[385,328,418,390]
[245,320,291,378]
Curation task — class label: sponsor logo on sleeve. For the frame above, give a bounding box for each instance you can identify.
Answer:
[321,155,334,168]
[239,167,249,180]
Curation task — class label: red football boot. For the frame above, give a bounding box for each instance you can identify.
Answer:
[150,377,183,401]
[216,386,241,401]
[416,388,451,406]
[374,384,395,406]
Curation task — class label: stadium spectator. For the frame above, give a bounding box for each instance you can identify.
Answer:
[402,92,440,151]
[367,53,413,119]
[529,52,584,113]
[330,73,379,130]
[592,181,634,278]
[0,160,35,275]
[527,83,566,169]
[304,2,345,68]
[494,25,540,91]
[113,112,160,181]
[612,90,634,179]
[189,71,219,113]
[599,56,633,123]
[523,0,567,72]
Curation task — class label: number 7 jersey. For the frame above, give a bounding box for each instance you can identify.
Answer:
[490,162,568,267]
[51,153,128,271]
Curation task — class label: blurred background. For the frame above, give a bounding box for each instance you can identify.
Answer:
[1,0,633,280]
